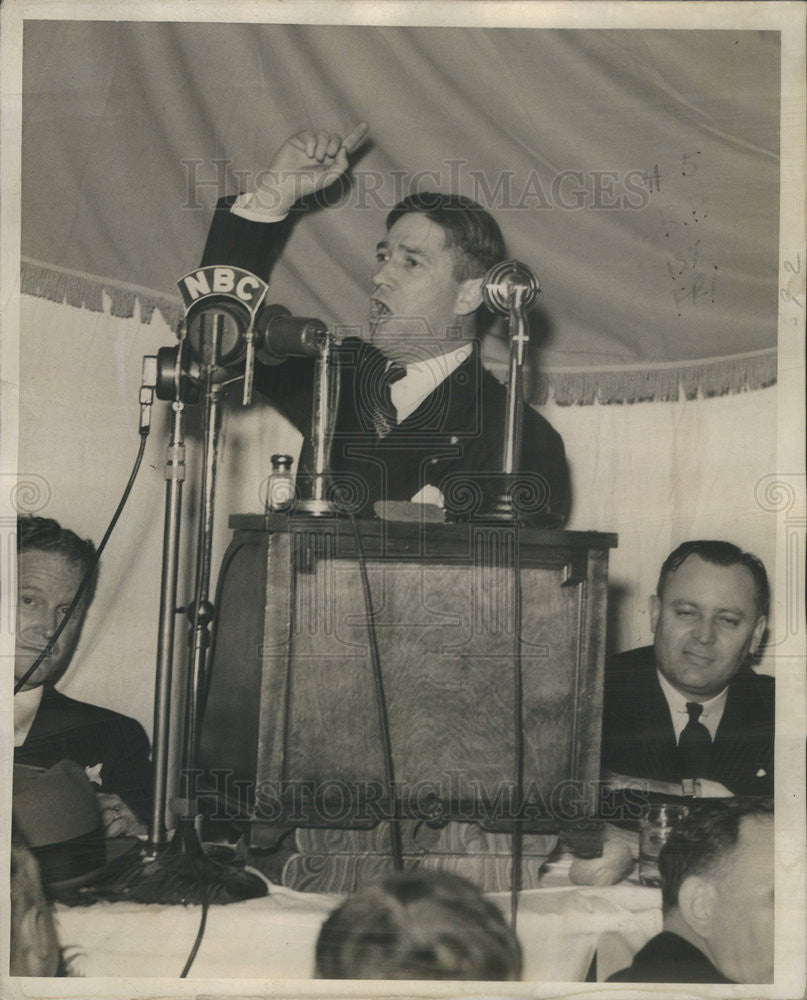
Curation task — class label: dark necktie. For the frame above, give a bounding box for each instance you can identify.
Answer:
[678,701,713,779]
[367,362,406,438]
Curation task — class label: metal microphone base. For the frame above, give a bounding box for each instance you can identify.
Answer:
[475,494,562,528]
[292,498,339,517]
[477,492,519,523]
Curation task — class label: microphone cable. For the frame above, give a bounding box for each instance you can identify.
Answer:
[509,524,525,932]
[350,513,404,872]
[14,380,154,694]
[179,873,210,977]
[197,537,247,726]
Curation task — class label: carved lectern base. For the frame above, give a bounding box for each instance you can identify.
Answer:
[282,822,559,894]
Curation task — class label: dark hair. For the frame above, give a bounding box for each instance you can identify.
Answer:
[315,870,522,980]
[386,193,506,282]
[656,540,770,619]
[17,516,98,604]
[658,798,774,912]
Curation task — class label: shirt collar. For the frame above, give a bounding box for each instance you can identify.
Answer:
[656,669,729,742]
[390,343,474,423]
[14,687,44,746]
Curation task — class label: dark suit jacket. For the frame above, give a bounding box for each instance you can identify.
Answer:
[602,646,774,797]
[200,198,571,522]
[14,687,153,823]
[607,931,732,983]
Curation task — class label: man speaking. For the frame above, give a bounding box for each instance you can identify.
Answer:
[199,124,570,522]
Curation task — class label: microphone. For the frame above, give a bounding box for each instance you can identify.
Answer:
[185,298,251,371]
[482,260,541,316]
[255,305,329,365]
[177,265,268,374]
[175,266,329,403]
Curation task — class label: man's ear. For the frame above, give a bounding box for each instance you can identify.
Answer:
[454,277,483,316]
[649,594,661,633]
[750,615,767,658]
[677,875,717,939]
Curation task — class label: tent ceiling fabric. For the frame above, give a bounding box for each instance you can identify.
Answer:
[22,22,779,402]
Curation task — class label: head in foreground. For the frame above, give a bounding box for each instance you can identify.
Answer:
[659,797,774,983]
[315,869,522,980]
[10,825,62,977]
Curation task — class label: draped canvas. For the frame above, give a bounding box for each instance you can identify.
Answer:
[21,22,779,402]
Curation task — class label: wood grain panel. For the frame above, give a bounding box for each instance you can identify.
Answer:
[200,520,615,876]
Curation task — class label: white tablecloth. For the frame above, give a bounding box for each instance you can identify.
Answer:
[54,855,661,982]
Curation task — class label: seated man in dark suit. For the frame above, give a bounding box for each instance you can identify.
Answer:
[602,540,773,802]
[13,516,152,835]
[608,798,774,983]
[200,124,570,523]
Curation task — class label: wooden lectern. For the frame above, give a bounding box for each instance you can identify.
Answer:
[199,515,617,891]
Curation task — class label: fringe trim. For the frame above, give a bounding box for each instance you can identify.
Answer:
[21,258,777,405]
[530,350,777,405]
[21,258,184,329]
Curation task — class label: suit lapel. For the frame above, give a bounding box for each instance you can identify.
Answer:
[24,686,68,742]
[640,667,681,780]
[393,351,480,436]
[711,672,761,788]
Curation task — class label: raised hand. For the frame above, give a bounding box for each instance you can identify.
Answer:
[252,122,369,214]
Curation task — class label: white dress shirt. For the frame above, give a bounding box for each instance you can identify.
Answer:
[231,193,289,224]
[389,344,473,423]
[14,687,44,746]
[656,669,728,744]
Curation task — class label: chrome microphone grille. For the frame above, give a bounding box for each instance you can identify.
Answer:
[482,259,541,315]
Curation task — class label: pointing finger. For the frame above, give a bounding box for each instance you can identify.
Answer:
[341,121,369,154]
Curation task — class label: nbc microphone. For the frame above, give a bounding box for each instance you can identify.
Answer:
[255,305,329,365]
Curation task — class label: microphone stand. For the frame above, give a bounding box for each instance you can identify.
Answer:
[478,260,539,929]
[294,331,338,516]
[481,260,540,522]
[125,293,335,901]
[147,345,188,852]
[160,316,265,899]
[116,322,266,904]
[180,369,221,800]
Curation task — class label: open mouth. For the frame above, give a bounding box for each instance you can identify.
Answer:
[369,298,392,323]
